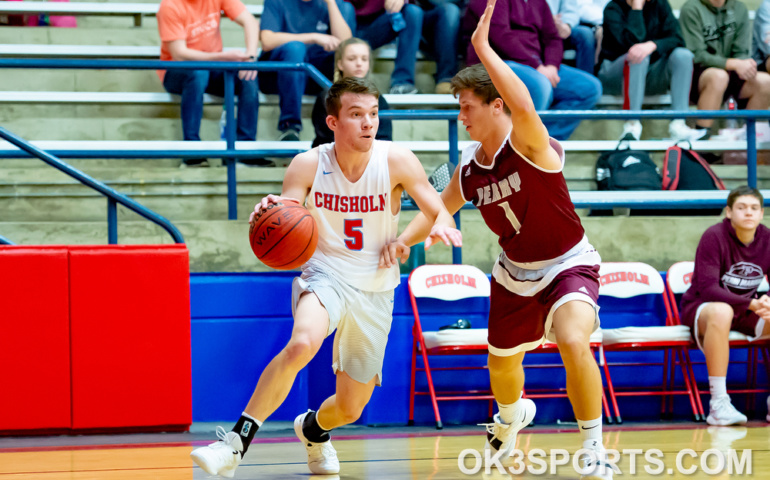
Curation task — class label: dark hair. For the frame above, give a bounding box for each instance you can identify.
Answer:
[450,63,511,114]
[727,185,764,208]
[325,76,380,118]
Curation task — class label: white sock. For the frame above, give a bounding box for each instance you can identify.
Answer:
[709,376,727,400]
[497,393,524,424]
[577,416,603,449]
[242,411,263,428]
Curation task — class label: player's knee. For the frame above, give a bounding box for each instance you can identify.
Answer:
[283,337,318,367]
[702,303,733,333]
[556,333,591,361]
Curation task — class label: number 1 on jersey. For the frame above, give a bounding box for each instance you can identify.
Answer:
[499,201,521,234]
[344,219,363,250]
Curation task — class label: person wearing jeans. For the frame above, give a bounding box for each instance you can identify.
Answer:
[350,0,423,94]
[599,0,705,141]
[545,0,596,74]
[462,0,601,140]
[259,0,355,141]
[157,0,260,167]
[416,0,462,93]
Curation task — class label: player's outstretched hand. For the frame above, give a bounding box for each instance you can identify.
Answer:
[424,225,463,250]
[249,194,297,224]
[379,240,411,268]
[471,0,496,49]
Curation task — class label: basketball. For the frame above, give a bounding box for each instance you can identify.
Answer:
[249,200,318,270]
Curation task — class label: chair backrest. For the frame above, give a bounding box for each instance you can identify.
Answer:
[598,262,665,297]
[408,264,491,301]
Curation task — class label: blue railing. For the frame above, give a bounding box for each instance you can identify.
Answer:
[0,126,184,244]
[0,234,15,245]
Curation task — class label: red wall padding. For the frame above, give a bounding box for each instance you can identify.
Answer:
[0,247,71,431]
[68,245,191,430]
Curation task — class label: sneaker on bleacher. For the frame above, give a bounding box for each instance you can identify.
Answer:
[435,82,452,94]
[707,396,747,426]
[279,128,300,142]
[389,83,419,95]
[669,119,708,142]
[620,120,642,141]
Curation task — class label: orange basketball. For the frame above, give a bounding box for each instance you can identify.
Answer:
[249,200,318,270]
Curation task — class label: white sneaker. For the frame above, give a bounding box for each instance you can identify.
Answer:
[620,120,642,141]
[707,396,748,426]
[294,411,340,474]
[579,443,615,480]
[190,426,243,478]
[481,398,536,460]
[669,119,708,142]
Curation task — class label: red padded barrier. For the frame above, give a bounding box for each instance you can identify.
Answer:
[68,245,191,430]
[0,247,71,431]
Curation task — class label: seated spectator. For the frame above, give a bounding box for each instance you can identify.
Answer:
[753,0,770,73]
[349,0,423,94]
[546,0,597,74]
[312,38,393,147]
[415,0,463,93]
[679,186,770,426]
[680,0,770,135]
[462,0,602,140]
[598,0,706,141]
[259,0,355,141]
[157,0,260,167]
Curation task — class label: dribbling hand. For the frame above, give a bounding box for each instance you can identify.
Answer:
[249,194,297,225]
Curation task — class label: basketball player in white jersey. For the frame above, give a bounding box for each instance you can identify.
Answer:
[381,1,613,478]
[190,76,462,477]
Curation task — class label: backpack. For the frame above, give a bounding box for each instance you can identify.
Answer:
[596,142,662,190]
[662,144,725,191]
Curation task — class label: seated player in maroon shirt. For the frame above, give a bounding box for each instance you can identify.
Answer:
[380,1,613,478]
[680,186,770,426]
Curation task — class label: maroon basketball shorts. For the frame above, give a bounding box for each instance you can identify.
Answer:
[487,264,601,357]
[680,301,763,351]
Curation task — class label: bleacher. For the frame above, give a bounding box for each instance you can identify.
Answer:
[0,0,768,274]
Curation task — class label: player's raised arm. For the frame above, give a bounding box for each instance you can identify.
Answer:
[249,149,317,225]
[471,0,559,169]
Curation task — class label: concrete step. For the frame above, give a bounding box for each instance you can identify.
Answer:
[0,215,760,273]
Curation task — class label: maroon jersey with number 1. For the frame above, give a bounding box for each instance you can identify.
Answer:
[459,135,584,264]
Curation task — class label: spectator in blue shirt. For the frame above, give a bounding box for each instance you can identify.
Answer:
[259,0,356,141]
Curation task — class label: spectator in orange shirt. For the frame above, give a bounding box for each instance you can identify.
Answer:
[158,0,262,167]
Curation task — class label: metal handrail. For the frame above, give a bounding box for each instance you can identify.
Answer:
[0,234,15,245]
[0,126,184,244]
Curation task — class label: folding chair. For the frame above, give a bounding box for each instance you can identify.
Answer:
[598,262,702,423]
[666,261,770,419]
[408,264,491,429]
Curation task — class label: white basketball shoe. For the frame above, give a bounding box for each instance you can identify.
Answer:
[482,398,536,460]
[190,426,243,478]
[707,396,748,426]
[294,411,340,474]
[579,440,615,480]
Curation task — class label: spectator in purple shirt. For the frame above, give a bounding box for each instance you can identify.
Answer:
[680,186,770,426]
[349,0,423,94]
[462,0,602,139]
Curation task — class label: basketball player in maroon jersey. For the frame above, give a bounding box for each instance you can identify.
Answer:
[382,1,612,478]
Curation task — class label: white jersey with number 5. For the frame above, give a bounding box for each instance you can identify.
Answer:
[305,141,400,292]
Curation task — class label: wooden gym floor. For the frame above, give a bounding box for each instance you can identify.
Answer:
[1,421,768,479]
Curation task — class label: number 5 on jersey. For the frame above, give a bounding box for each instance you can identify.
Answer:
[344,219,363,250]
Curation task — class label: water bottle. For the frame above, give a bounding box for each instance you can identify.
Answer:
[726,96,737,129]
[388,12,406,33]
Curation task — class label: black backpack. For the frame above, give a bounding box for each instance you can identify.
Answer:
[596,142,662,190]
[662,144,725,191]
